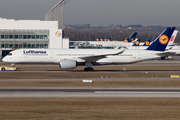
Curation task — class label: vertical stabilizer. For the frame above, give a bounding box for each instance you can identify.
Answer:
[132,38,141,46]
[129,32,138,39]
[124,32,138,43]
[143,39,151,46]
[146,27,175,51]
[168,30,178,46]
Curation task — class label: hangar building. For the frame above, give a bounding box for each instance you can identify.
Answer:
[0,18,69,60]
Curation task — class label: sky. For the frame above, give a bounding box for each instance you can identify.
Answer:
[0,0,180,27]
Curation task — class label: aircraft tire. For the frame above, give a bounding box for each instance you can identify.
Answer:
[84,67,94,71]
[84,67,89,71]
[89,68,94,71]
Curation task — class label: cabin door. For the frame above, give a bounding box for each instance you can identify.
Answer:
[50,51,53,58]
[19,51,22,58]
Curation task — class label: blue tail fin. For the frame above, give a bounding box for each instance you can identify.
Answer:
[132,38,141,46]
[129,32,138,39]
[146,27,175,51]
[124,38,130,43]
[143,39,151,46]
[124,32,138,43]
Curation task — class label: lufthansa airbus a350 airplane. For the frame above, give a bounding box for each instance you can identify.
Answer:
[2,27,175,71]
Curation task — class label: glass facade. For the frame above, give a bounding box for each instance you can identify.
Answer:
[0,30,49,49]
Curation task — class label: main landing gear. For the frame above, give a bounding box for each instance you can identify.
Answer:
[84,67,94,71]
[84,62,94,71]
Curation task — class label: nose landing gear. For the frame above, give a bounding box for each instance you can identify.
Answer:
[11,64,15,67]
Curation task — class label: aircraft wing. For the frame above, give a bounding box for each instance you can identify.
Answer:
[78,48,126,62]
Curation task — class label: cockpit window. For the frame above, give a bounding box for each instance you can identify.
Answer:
[8,53,12,56]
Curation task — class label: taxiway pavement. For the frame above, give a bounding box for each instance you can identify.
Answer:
[0,78,180,81]
[0,88,180,98]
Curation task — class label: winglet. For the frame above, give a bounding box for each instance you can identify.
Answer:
[146,27,175,51]
[112,47,127,55]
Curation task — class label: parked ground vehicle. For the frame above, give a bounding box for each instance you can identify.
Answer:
[0,66,20,71]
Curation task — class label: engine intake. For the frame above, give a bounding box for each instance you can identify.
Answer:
[59,59,77,69]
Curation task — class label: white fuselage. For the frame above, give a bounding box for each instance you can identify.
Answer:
[168,46,180,55]
[127,45,180,55]
[3,48,163,66]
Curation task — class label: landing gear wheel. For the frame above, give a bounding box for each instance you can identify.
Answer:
[84,67,89,71]
[1,68,5,71]
[89,68,94,71]
[84,67,94,71]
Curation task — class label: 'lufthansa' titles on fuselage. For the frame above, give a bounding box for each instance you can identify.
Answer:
[23,50,47,56]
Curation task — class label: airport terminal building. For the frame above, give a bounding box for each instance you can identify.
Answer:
[0,18,69,60]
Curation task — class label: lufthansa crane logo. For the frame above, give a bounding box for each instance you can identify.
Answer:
[159,35,169,45]
[55,31,61,37]
[135,41,139,45]
[146,41,150,46]
[124,40,128,43]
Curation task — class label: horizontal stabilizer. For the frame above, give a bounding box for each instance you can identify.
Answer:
[156,52,176,57]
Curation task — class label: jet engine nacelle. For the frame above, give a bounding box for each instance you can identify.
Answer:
[59,59,77,69]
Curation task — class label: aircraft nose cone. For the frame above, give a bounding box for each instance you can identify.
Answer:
[2,57,8,63]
